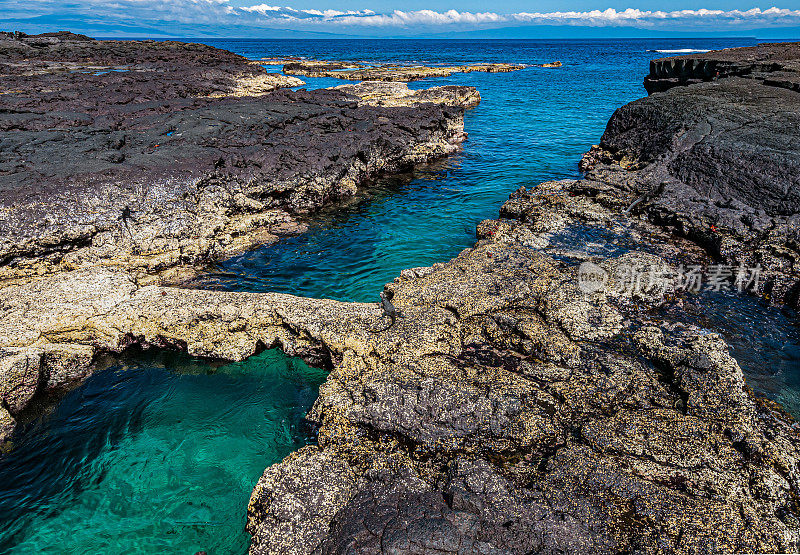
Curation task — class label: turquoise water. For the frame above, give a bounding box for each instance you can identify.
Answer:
[5,38,798,554]
[195,39,691,301]
[0,350,324,554]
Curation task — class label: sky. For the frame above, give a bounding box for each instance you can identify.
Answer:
[3,0,800,38]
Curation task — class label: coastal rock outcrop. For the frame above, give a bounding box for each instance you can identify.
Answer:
[0,33,476,283]
[242,44,800,553]
[0,31,304,95]
[283,60,525,81]
[244,180,800,554]
[333,81,482,108]
[644,41,800,93]
[1,36,799,555]
[582,42,800,306]
[2,179,797,553]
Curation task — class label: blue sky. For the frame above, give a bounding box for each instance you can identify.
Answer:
[3,0,800,37]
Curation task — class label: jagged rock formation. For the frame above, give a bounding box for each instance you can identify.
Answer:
[244,179,800,554]
[2,179,797,553]
[0,33,475,283]
[644,42,800,93]
[582,42,800,306]
[0,267,376,438]
[242,44,800,554]
[283,60,525,81]
[0,34,481,439]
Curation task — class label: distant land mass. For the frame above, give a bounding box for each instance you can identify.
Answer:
[428,25,800,40]
[4,13,800,39]
[0,15,355,39]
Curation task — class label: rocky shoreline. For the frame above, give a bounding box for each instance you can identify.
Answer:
[281,60,527,81]
[0,33,478,285]
[643,41,800,93]
[1,35,800,554]
[584,43,800,306]
[0,33,490,437]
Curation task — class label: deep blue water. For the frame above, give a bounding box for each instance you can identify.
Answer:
[4,38,799,554]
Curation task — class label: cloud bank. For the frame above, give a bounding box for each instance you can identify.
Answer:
[5,1,800,36]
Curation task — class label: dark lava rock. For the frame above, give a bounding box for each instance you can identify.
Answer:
[0,33,472,281]
[644,41,800,93]
[582,43,800,305]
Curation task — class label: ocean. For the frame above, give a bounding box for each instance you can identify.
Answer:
[3,37,798,554]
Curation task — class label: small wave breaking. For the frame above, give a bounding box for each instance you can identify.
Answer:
[649,48,712,53]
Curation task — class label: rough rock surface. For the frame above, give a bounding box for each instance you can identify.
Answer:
[582,43,800,306]
[243,179,800,554]
[0,33,475,282]
[0,31,304,94]
[283,60,525,81]
[241,44,800,554]
[2,178,797,553]
[332,81,482,108]
[644,41,800,93]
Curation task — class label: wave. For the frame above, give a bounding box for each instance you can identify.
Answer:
[649,48,712,53]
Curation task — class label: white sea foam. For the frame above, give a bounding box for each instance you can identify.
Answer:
[649,49,712,53]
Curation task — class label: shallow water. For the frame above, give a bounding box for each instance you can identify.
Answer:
[659,290,800,417]
[0,350,324,554]
[5,38,798,554]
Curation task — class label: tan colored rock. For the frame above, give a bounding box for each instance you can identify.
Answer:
[284,60,525,81]
[0,179,798,554]
[206,73,305,97]
[246,446,363,554]
[243,181,800,554]
[333,81,481,108]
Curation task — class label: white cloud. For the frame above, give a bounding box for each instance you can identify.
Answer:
[5,0,800,33]
[240,4,283,14]
[300,9,376,18]
[313,7,800,28]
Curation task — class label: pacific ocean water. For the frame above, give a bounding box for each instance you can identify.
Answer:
[2,38,799,554]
